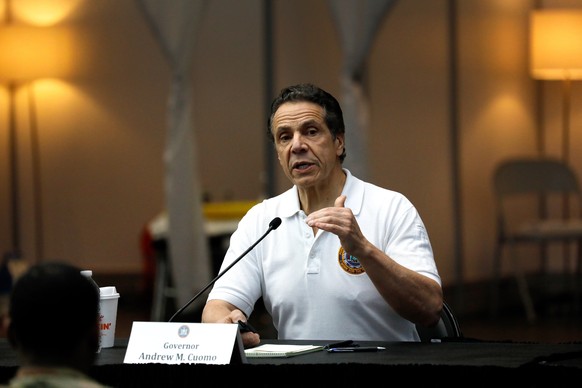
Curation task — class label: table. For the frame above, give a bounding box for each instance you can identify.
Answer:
[2,338,582,387]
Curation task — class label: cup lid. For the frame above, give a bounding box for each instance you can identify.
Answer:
[99,286,119,298]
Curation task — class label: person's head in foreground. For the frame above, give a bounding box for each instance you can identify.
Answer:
[6,261,100,374]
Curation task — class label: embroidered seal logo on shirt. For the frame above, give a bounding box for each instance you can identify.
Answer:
[338,246,365,274]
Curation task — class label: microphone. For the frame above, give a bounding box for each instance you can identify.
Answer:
[168,217,282,322]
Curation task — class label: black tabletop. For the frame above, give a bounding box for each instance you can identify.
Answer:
[1,338,582,367]
[3,338,582,387]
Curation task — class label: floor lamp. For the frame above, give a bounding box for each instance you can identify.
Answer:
[530,9,582,163]
[529,8,582,279]
[0,24,71,263]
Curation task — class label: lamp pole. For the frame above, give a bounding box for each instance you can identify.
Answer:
[561,78,572,271]
[6,80,21,260]
[561,78,571,165]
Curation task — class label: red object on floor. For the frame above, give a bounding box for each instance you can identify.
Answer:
[140,224,155,297]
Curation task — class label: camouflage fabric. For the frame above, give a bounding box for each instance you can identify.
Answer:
[3,367,109,388]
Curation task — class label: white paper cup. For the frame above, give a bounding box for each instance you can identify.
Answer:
[99,286,120,348]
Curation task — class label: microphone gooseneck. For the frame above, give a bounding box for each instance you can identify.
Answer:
[168,217,282,322]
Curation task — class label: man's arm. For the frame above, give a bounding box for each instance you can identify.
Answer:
[351,242,443,327]
[306,195,443,327]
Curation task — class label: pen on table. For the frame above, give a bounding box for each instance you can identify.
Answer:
[324,340,356,349]
[327,346,386,353]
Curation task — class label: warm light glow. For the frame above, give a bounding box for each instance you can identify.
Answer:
[11,0,82,26]
[530,9,582,80]
[0,25,75,81]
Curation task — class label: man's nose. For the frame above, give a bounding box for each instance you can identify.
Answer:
[291,133,306,152]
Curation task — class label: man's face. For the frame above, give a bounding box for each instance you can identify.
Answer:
[271,101,344,189]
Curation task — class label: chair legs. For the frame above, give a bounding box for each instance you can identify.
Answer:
[490,242,502,318]
[150,249,177,321]
[491,241,536,322]
[574,240,582,315]
[510,242,536,322]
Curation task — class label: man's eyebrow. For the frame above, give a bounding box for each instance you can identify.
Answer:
[302,119,320,128]
[274,124,290,134]
[274,118,322,134]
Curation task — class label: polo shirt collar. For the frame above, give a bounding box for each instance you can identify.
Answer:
[278,168,363,219]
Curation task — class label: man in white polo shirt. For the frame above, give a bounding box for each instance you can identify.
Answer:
[202,83,443,348]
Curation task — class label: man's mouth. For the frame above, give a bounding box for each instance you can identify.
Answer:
[293,162,312,170]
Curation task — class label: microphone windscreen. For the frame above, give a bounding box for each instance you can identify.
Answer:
[269,217,282,230]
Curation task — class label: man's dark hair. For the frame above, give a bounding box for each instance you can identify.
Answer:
[8,261,100,362]
[267,83,347,162]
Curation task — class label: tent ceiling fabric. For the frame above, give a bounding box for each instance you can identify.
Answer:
[135,0,211,309]
[328,0,397,180]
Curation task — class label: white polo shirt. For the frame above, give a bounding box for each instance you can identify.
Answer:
[207,169,441,341]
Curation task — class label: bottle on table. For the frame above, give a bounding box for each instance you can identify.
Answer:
[81,269,102,351]
[81,270,100,294]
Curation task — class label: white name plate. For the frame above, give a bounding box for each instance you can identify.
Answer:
[123,321,246,365]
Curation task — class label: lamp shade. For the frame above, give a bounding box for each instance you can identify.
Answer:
[0,25,74,81]
[530,9,582,80]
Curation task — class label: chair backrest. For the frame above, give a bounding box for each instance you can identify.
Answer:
[493,158,582,232]
[494,158,581,197]
[416,300,462,342]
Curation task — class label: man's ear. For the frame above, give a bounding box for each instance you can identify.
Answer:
[335,134,345,156]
